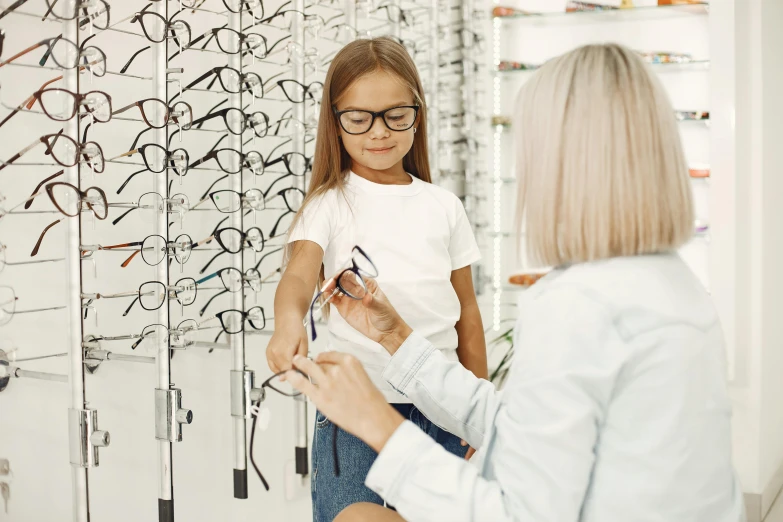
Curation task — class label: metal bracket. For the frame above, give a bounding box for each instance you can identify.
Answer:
[230,369,265,419]
[69,409,110,468]
[0,349,10,393]
[155,387,193,442]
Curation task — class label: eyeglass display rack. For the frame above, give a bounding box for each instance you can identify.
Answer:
[0,1,483,521]
[484,0,711,335]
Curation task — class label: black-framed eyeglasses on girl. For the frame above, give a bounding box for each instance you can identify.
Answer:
[333,105,419,135]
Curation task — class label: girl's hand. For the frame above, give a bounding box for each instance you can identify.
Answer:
[327,276,413,355]
[286,352,404,452]
[266,321,308,373]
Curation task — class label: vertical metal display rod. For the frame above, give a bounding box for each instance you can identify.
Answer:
[391,0,402,39]
[63,6,89,521]
[343,0,356,43]
[292,0,309,479]
[461,0,475,213]
[153,3,174,520]
[429,0,440,179]
[227,6,249,500]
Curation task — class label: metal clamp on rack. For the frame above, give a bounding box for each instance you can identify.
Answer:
[155,386,193,442]
[69,409,110,468]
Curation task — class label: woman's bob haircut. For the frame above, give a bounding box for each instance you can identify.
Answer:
[515,43,694,267]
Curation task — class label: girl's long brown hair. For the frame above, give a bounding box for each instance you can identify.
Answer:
[284,36,432,298]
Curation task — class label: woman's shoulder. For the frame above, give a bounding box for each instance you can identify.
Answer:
[527,253,719,338]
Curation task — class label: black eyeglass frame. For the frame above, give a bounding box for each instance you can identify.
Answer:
[332,105,419,135]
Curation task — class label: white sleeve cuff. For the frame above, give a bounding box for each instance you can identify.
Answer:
[365,420,436,503]
[382,331,436,396]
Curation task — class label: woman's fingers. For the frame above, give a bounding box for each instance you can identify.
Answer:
[292,354,327,384]
[286,367,319,399]
[314,351,353,365]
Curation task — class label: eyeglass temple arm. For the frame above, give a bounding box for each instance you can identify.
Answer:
[108,149,138,162]
[195,272,218,285]
[111,100,140,117]
[199,289,227,316]
[269,210,292,239]
[0,137,42,172]
[128,127,152,152]
[30,218,63,256]
[0,0,30,21]
[0,39,45,68]
[253,247,283,272]
[121,46,150,74]
[116,168,147,196]
[199,250,225,275]
[122,296,140,317]
[189,109,224,129]
[25,170,65,209]
[200,174,229,200]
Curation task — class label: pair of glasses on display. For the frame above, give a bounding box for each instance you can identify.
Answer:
[108,143,189,179]
[81,233,209,271]
[0,35,106,79]
[173,66,275,102]
[0,87,112,129]
[333,105,419,135]
[0,286,65,326]
[8,181,110,257]
[0,0,110,30]
[111,191,189,225]
[198,226,266,275]
[0,131,104,173]
[307,246,378,341]
[88,279,196,317]
[193,266,276,316]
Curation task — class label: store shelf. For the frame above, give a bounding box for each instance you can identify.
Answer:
[495,59,709,76]
[492,2,709,25]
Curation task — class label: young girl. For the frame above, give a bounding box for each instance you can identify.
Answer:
[265,36,487,522]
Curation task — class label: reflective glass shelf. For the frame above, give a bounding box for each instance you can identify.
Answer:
[495,59,709,75]
[493,2,709,25]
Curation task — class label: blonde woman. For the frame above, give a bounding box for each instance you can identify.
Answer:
[286,43,746,522]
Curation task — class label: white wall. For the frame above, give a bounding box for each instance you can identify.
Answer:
[716,0,783,520]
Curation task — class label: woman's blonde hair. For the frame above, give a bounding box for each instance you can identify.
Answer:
[284,36,431,296]
[515,43,694,267]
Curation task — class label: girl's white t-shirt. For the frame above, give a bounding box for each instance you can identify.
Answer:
[287,171,481,402]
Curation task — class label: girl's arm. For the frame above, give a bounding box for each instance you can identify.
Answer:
[266,240,324,373]
[452,266,488,379]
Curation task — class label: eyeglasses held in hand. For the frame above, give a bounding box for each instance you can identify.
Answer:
[307,246,378,341]
[0,132,104,173]
[0,286,64,326]
[333,105,419,135]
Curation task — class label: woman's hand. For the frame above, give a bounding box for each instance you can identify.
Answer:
[286,352,405,453]
[266,320,308,373]
[327,276,413,355]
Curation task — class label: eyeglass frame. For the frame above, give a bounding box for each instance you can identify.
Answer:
[332,105,419,135]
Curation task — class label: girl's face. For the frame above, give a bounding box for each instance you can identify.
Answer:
[334,69,418,176]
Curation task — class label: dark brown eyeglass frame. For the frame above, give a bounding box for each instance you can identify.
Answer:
[0,133,105,173]
[33,88,112,123]
[45,182,108,218]
[112,98,193,130]
[30,182,108,256]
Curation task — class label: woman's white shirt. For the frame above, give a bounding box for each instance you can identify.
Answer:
[287,171,481,402]
[366,253,746,522]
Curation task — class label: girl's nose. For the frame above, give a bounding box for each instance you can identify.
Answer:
[367,116,389,139]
